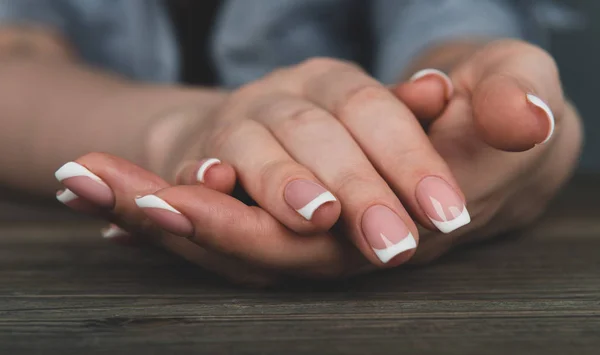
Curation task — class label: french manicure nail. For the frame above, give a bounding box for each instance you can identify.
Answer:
[526,94,555,144]
[417,176,470,234]
[361,205,417,263]
[196,158,221,183]
[135,195,193,237]
[55,162,114,207]
[409,68,454,99]
[101,224,129,239]
[284,180,336,220]
[56,189,78,204]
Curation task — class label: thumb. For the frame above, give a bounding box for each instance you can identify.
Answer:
[457,40,561,152]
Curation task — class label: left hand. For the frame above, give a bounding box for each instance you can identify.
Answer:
[392,39,582,263]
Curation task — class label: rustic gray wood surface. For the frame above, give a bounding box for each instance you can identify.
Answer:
[1,175,598,354]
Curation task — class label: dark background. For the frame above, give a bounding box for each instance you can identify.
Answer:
[551,0,597,171]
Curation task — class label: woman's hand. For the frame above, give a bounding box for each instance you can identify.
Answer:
[392,39,583,263]
[128,58,471,267]
[54,153,372,286]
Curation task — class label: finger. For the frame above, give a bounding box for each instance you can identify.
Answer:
[250,88,418,265]
[54,154,283,285]
[455,40,562,152]
[134,185,368,276]
[392,68,453,122]
[297,59,470,237]
[55,188,104,215]
[54,154,169,225]
[207,118,341,234]
[54,156,169,241]
[175,158,236,194]
[55,186,143,245]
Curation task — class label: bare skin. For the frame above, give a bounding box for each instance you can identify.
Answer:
[0,27,582,285]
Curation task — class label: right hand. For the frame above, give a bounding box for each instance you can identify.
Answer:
[57,58,470,268]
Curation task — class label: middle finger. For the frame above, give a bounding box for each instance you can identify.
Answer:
[302,59,471,235]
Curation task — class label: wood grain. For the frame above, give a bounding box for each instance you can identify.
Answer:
[0,175,599,354]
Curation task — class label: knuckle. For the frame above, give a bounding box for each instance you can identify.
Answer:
[299,57,343,72]
[392,145,429,166]
[256,159,305,196]
[207,119,257,155]
[271,104,331,139]
[262,66,292,83]
[488,40,560,80]
[521,44,559,79]
[335,84,389,117]
[333,169,383,198]
[297,57,358,76]
[231,80,264,102]
[78,151,112,164]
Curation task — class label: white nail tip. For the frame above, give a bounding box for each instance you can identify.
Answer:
[56,189,78,203]
[101,226,128,239]
[295,191,337,220]
[526,94,555,144]
[196,158,221,183]
[135,195,181,214]
[429,206,471,234]
[55,162,107,185]
[372,233,417,263]
[409,68,454,99]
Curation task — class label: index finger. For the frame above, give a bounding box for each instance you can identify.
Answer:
[135,185,364,277]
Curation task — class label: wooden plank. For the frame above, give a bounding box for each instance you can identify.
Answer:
[0,175,599,354]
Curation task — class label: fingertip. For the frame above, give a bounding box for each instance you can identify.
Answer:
[526,94,555,145]
[360,204,418,268]
[409,68,454,99]
[393,76,449,122]
[176,158,237,194]
[283,179,340,234]
[204,162,237,194]
[56,189,103,215]
[383,241,418,268]
[371,232,418,269]
[303,196,341,232]
[472,76,551,152]
[196,158,222,183]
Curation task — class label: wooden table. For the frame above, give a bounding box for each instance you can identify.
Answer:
[1,175,599,354]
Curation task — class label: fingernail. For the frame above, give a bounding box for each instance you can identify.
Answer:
[409,68,454,100]
[56,189,78,204]
[196,158,221,183]
[417,176,470,234]
[135,195,193,237]
[361,205,417,263]
[101,224,129,239]
[284,179,336,220]
[55,162,114,207]
[526,94,555,144]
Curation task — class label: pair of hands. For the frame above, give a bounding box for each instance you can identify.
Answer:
[54,40,581,286]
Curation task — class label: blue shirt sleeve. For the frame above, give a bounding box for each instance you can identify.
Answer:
[213,0,360,88]
[370,0,546,83]
[0,0,179,83]
[0,0,67,32]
